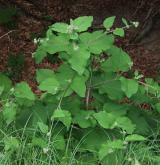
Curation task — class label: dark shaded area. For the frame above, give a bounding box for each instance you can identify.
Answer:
[0,0,160,89]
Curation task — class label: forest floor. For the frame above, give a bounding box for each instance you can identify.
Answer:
[0,0,160,91]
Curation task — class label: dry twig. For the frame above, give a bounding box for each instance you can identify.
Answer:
[0,30,17,40]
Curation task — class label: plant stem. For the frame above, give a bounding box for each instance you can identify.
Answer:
[138,81,160,91]
[57,73,76,109]
[86,69,92,110]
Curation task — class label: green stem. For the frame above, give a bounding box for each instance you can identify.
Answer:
[47,73,76,160]
[86,66,93,110]
[57,73,76,109]
[88,24,132,46]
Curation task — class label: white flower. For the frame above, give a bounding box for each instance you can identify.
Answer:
[33,38,38,44]
[67,25,75,34]
[47,131,51,137]
[126,25,130,29]
[132,21,139,28]
[43,147,49,154]
[67,24,78,34]
[32,53,35,58]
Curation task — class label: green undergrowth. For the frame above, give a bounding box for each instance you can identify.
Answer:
[0,16,160,164]
[4,52,25,81]
[0,6,18,29]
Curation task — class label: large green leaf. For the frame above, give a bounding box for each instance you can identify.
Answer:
[103,102,128,117]
[68,44,90,75]
[92,72,124,100]
[3,103,17,125]
[73,110,96,128]
[52,109,72,129]
[155,103,160,113]
[31,102,49,127]
[52,135,65,150]
[0,86,4,96]
[80,128,109,152]
[122,18,129,26]
[0,73,12,93]
[128,108,150,135]
[120,77,139,98]
[101,151,124,165]
[37,122,48,134]
[116,117,136,134]
[34,45,47,64]
[14,82,35,101]
[102,46,133,72]
[73,16,93,32]
[61,97,81,116]
[113,28,125,37]
[103,16,116,30]
[145,78,160,96]
[56,63,74,89]
[46,34,70,54]
[131,85,151,104]
[51,23,69,33]
[38,77,60,94]
[71,76,86,97]
[93,111,116,129]
[4,137,19,151]
[125,134,146,142]
[99,79,124,100]
[32,137,47,148]
[36,69,56,83]
[80,31,114,54]
[99,140,124,160]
